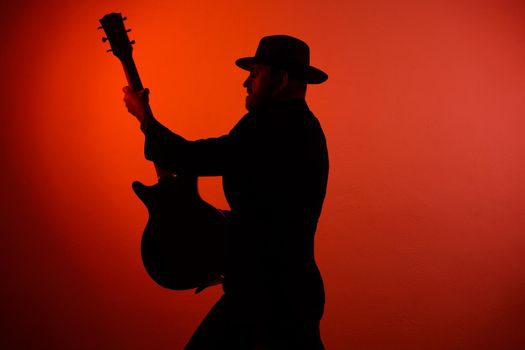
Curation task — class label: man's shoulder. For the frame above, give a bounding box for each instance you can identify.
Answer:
[228,112,253,136]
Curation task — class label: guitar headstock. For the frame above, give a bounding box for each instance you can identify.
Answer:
[99,12,135,61]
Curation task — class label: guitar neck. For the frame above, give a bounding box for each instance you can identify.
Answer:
[121,57,144,94]
[121,56,171,179]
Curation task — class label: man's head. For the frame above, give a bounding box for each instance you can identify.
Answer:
[243,63,307,111]
[236,35,327,111]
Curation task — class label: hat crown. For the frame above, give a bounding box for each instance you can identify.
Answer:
[254,35,310,69]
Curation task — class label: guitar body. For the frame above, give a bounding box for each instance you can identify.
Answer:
[133,175,228,290]
[99,12,228,291]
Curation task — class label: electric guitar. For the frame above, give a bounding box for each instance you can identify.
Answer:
[99,12,227,291]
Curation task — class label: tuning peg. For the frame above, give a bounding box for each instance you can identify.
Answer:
[130,40,136,45]
[102,37,108,43]
[107,49,112,53]
[97,25,102,30]
[126,29,132,33]
[123,17,127,21]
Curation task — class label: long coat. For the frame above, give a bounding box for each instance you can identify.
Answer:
[140,98,329,345]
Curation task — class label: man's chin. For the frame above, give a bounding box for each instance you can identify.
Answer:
[245,95,268,112]
[245,95,254,111]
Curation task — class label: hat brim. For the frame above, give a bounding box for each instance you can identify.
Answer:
[235,57,328,85]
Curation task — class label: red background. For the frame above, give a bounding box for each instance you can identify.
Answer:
[1,0,525,349]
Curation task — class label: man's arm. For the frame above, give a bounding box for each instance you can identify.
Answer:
[123,86,231,176]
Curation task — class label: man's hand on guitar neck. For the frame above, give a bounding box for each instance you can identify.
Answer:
[123,86,152,123]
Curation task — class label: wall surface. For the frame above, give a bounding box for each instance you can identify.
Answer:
[1,0,524,349]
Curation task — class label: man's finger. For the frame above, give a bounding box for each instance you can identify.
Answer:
[141,88,150,100]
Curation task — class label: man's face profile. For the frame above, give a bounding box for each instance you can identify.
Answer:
[243,64,279,111]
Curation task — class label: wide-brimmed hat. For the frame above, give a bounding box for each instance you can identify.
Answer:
[235,35,328,84]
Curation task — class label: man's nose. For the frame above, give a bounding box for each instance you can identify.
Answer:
[243,76,251,89]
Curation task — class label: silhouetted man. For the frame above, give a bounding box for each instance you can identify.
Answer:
[123,35,329,349]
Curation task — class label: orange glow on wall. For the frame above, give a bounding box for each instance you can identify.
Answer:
[2,0,525,349]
